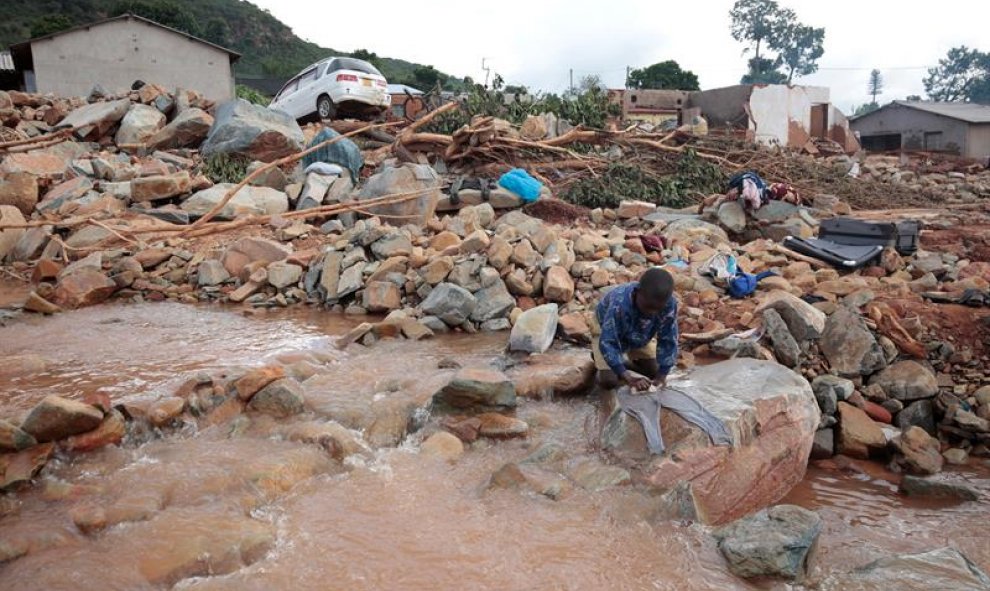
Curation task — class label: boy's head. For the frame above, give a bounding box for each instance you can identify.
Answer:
[635,267,674,316]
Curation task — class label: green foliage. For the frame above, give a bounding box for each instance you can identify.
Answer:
[868,69,883,103]
[111,0,202,36]
[731,0,825,84]
[627,61,700,90]
[741,57,787,84]
[425,87,619,135]
[561,152,725,210]
[202,153,250,184]
[923,46,990,104]
[575,74,605,94]
[351,49,384,71]
[235,84,270,106]
[203,17,231,46]
[29,14,73,37]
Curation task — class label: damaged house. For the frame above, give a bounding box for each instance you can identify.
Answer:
[8,14,240,101]
[850,101,990,161]
[610,84,860,153]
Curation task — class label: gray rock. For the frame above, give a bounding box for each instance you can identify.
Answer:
[356,164,441,227]
[488,462,572,500]
[819,547,990,591]
[432,367,517,412]
[565,457,631,492]
[480,318,511,332]
[295,173,333,210]
[201,99,304,162]
[147,108,213,150]
[717,200,747,233]
[763,309,801,367]
[820,305,886,377]
[896,399,936,435]
[420,316,449,333]
[0,419,37,451]
[750,201,800,223]
[132,207,190,225]
[341,247,368,269]
[469,280,515,322]
[336,262,366,299]
[420,283,477,326]
[181,184,289,220]
[899,474,980,501]
[197,259,230,286]
[811,375,853,415]
[871,361,938,401]
[509,304,559,354]
[756,291,826,341]
[248,378,305,418]
[811,428,834,459]
[266,262,303,289]
[713,504,823,580]
[447,258,484,292]
[371,234,413,259]
[56,98,130,139]
[115,104,166,145]
[711,335,763,358]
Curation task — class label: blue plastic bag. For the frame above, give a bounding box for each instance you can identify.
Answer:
[728,270,776,299]
[302,128,363,183]
[498,168,542,202]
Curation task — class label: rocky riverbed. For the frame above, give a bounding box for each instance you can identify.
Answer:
[1,302,987,590]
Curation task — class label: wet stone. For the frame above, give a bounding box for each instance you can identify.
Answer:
[248,378,305,418]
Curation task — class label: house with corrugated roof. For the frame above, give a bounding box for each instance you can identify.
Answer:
[850,100,990,160]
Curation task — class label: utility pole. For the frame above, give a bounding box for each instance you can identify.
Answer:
[569,68,573,94]
[626,66,631,89]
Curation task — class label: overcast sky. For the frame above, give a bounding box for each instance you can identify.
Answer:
[251,0,989,112]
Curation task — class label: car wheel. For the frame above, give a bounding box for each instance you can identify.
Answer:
[317,95,336,120]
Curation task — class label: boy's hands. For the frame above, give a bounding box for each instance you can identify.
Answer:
[653,375,668,389]
[623,372,651,392]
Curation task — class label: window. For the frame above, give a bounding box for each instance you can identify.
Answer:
[327,57,382,76]
[924,131,943,151]
[275,78,299,101]
[392,103,406,118]
[298,68,318,87]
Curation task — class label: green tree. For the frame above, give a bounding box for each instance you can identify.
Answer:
[111,0,202,37]
[740,57,787,84]
[30,14,74,38]
[413,65,447,89]
[905,94,922,101]
[773,23,824,83]
[868,69,883,104]
[730,0,787,67]
[203,17,231,46]
[503,84,528,94]
[923,46,990,103]
[627,60,700,90]
[351,49,384,71]
[577,74,605,93]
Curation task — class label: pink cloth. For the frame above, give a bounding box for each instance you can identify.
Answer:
[740,178,763,210]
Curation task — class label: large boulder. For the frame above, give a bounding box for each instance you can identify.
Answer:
[181,184,289,220]
[147,108,214,150]
[870,361,938,402]
[893,425,943,475]
[432,367,517,412]
[509,304,559,354]
[420,283,477,326]
[818,548,990,590]
[717,200,747,234]
[0,172,39,216]
[248,378,305,418]
[820,305,886,377]
[220,237,291,277]
[356,164,441,227]
[598,359,819,524]
[0,419,37,451]
[53,267,116,308]
[56,98,130,140]
[713,504,822,580]
[469,280,515,322]
[755,290,825,341]
[20,395,105,443]
[115,104,166,145]
[201,99,304,162]
[543,266,575,303]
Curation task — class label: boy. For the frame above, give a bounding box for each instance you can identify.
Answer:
[592,267,679,391]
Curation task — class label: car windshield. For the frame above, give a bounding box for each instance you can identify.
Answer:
[328,58,382,77]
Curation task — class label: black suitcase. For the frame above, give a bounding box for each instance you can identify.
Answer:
[818,218,919,255]
[783,237,884,269]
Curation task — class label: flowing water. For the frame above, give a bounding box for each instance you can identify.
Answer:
[0,303,987,591]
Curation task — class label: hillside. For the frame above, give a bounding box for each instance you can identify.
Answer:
[0,0,463,92]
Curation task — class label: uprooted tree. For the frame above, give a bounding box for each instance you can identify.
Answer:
[627,61,700,91]
[730,0,825,85]
[923,46,990,104]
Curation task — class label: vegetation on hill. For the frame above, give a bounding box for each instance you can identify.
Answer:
[0,0,466,94]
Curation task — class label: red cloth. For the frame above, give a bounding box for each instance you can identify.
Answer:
[639,234,666,253]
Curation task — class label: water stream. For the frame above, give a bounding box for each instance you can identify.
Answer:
[1,303,987,590]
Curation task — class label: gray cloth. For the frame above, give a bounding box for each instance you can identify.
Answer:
[616,386,732,455]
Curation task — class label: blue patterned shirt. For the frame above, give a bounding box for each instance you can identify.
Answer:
[595,282,679,377]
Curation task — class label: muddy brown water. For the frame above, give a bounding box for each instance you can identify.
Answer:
[1,303,988,590]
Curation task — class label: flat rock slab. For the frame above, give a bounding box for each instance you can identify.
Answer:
[818,547,990,591]
[598,358,819,525]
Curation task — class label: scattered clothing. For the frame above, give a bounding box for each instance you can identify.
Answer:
[700,253,738,282]
[639,234,666,254]
[594,282,679,378]
[498,168,543,202]
[301,128,363,183]
[728,270,776,299]
[616,386,733,455]
[728,171,768,210]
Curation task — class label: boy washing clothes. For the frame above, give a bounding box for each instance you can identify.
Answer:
[592,267,679,391]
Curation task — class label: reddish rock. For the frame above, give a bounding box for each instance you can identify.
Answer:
[131,172,192,202]
[420,431,464,461]
[134,248,174,269]
[31,258,62,283]
[440,416,482,443]
[863,400,892,424]
[69,504,109,534]
[544,265,575,303]
[147,108,214,150]
[836,401,886,460]
[82,392,113,414]
[362,281,401,312]
[0,205,25,261]
[893,426,944,475]
[148,397,186,426]
[221,237,291,277]
[477,412,529,438]
[21,395,105,443]
[0,172,39,216]
[202,398,245,427]
[0,442,55,490]
[53,268,116,308]
[235,366,286,401]
[62,410,126,452]
[511,350,595,398]
[0,152,70,177]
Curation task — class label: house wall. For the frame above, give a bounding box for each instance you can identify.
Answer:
[850,104,970,155]
[748,85,813,147]
[828,106,861,153]
[966,124,990,161]
[685,85,753,129]
[29,17,234,100]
